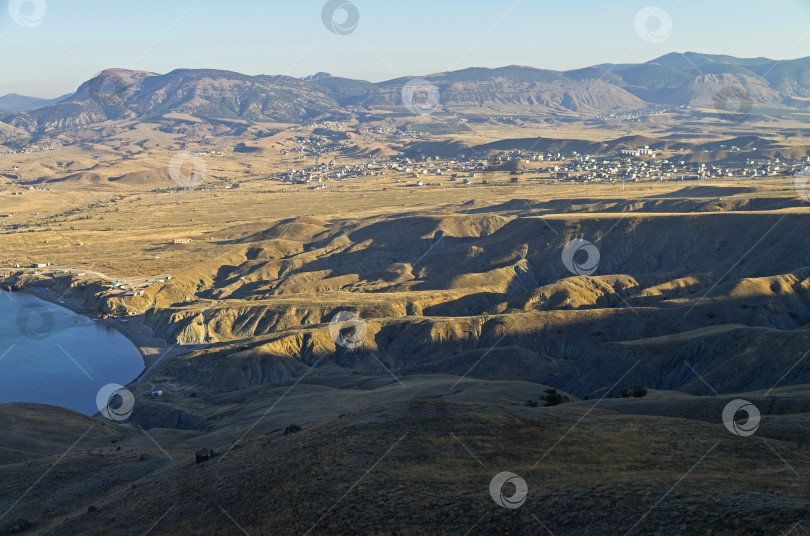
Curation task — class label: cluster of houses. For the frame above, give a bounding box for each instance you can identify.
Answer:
[186,150,225,157]
[0,263,173,301]
[278,160,384,186]
[268,141,810,188]
[274,121,810,189]
[596,104,686,122]
[110,276,171,297]
[8,186,51,195]
[554,153,804,182]
[0,145,55,155]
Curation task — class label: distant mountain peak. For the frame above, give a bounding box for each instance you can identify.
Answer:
[302,72,332,80]
[4,52,810,143]
[647,51,775,68]
[0,92,72,113]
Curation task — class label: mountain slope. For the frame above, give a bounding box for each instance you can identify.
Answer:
[0,93,72,113]
[4,398,809,536]
[5,53,810,141]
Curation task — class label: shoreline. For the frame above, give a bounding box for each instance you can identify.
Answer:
[7,286,180,390]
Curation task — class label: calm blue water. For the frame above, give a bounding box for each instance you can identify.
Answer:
[0,290,144,416]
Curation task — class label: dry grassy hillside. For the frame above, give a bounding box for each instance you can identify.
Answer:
[3,161,810,535]
[2,398,809,536]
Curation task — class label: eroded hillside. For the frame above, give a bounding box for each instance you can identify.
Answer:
[4,178,810,536]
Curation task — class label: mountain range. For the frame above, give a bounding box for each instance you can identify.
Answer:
[0,93,71,113]
[2,52,810,141]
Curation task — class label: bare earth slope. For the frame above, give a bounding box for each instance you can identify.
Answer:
[3,173,810,535]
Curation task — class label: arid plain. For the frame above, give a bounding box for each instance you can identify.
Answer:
[2,105,810,536]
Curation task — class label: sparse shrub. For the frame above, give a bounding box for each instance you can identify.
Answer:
[544,388,564,406]
[632,385,648,398]
[524,399,538,408]
[620,386,648,398]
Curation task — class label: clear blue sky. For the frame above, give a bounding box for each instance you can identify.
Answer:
[2,0,810,97]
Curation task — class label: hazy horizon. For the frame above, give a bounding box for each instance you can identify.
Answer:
[3,0,810,97]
